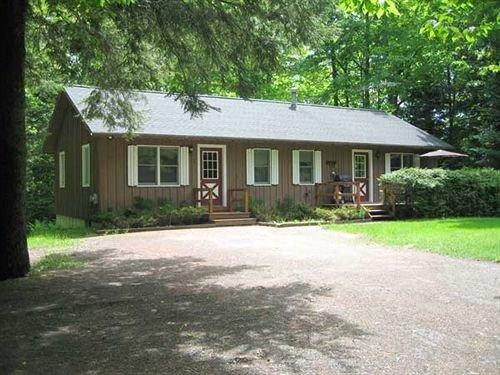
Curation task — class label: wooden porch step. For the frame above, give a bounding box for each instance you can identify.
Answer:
[370,213,394,221]
[211,217,257,227]
[361,203,385,209]
[209,211,251,220]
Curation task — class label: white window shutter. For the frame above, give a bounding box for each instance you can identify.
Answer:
[385,153,391,174]
[246,148,254,185]
[314,150,322,183]
[292,150,300,185]
[271,149,279,185]
[413,154,421,168]
[180,146,190,185]
[127,145,138,186]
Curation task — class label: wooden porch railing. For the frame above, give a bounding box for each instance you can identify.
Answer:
[193,183,215,213]
[193,185,249,214]
[314,181,362,207]
[228,188,249,212]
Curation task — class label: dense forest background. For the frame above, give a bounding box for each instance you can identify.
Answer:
[26,0,498,223]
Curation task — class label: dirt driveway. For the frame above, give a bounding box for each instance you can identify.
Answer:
[1,226,499,374]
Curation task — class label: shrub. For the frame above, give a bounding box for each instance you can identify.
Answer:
[275,197,314,221]
[380,168,500,218]
[171,207,207,225]
[132,196,155,211]
[331,206,368,220]
[313,208,337,222]
[91,195,209,229]
[249,198,275,222]
[313,207,367,222]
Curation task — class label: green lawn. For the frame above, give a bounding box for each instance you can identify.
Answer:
[28,222,94,272]
[327,217,500,262]
[28,222,94,250]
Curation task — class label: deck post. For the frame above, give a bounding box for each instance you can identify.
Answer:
[208,188,214,213]
[334,184,340,205]
[244,188,249,212]
[228,190,233,212]
[355,182,361,207]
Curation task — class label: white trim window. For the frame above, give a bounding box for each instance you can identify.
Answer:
[254,149,271,185]
[246,148,279,186]
[58,151,65,188]
[136,145,181,186]
[159,147,179,185]
[81,144,91,187]
[292,150,321,185]
[385,153,418,173]
[138,146,158,185]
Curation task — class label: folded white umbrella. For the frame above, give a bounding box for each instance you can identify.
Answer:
[420,149,468,158]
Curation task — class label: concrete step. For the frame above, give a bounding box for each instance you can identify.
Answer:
[209,211,251,220]
[211,218,257,227]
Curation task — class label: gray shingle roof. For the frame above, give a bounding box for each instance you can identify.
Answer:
[66,86,451,149]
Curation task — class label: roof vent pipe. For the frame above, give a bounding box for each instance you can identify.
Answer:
[289,88,297,110]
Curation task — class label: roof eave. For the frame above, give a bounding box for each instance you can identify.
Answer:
[91,131,451,150]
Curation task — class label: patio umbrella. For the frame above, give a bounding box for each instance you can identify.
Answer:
[420,149,468,158]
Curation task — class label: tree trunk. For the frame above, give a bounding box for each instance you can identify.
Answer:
[329,46,340,106]
[0,0,30,280]
[446,66,456,145]
[362,12,371,108]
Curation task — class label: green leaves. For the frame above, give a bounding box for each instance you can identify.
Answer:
[339,0,400,17]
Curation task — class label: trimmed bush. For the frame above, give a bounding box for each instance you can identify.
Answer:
[275,197,314,221]
[379,168,500,218]
[249,198,274,222]
[91,197,208,229]
[314,207,367,221]
[249,197,367,223]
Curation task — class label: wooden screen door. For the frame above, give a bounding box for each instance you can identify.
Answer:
[200,148,223,206]
[353,152,369,202]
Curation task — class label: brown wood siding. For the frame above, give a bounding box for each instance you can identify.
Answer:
[54,108,97,220]
[95,135,431,212]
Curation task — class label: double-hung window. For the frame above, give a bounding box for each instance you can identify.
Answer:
[254,149,271,185]
[137,146,179,186]
[299,150,314,184]
[159,147,179,185]
[389,153,414,172]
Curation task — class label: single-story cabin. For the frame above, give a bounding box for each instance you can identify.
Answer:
[44,86,451,226]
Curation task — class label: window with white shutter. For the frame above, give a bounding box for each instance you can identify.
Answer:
[128,145,187,187]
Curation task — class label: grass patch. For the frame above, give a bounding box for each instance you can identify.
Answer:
[28,221,94,251]
[31,253,86,273]
[28,221,94,274]
[327,217,500,261]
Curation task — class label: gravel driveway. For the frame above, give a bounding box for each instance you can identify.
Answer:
[1,226,499,374]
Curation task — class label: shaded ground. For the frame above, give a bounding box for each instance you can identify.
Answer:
[1,226,499,374]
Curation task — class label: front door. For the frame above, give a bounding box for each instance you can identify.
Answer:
[353,152,369,202]
[200,148,223,206]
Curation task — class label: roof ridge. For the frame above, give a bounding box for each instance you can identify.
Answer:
[66,85,386,114]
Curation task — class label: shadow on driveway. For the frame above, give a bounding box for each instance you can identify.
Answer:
[0,249,367,374]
